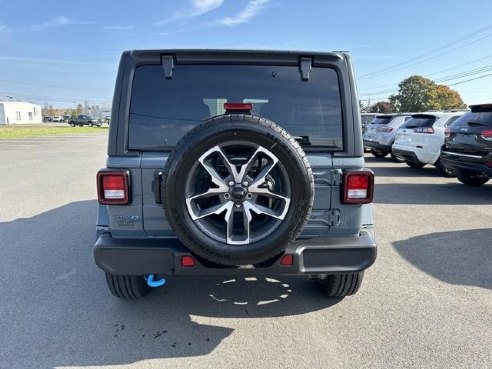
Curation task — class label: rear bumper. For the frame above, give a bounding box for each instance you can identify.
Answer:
[391,147,422,163]
[392,144,439,164]
[441,154,492,177]
[364,140,391,153]
[94,230,377,276]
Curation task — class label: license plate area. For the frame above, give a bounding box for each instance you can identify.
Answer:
[453,133,477,145]
[397,133,411,143]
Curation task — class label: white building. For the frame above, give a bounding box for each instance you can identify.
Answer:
[88,107,112,120]
[0,101,43,125]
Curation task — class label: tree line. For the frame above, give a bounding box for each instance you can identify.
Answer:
[360,75,466,113]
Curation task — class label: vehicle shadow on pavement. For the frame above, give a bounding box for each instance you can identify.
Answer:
[393,229,492,290]
[374,182,492,205]
[0,200,339,368]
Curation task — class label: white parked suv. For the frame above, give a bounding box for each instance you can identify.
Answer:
[52,116,64,122]
[363,114,413,162]
[392,112,465,176]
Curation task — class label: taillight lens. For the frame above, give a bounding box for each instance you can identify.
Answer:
[444,127,451,138]
[413,127,434,134]
[377,127,393,133]
[342,170,374,204]
[480,129,492,141]
[97,170,130,205]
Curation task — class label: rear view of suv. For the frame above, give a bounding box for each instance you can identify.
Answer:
[94,50,376,300]
[363,114,412,161]
[392,112,464,176]
[442,104,492,186]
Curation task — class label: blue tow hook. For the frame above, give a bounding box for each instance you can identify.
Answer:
[145,274,166,288]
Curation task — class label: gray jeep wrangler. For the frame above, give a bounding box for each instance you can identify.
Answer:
[94,49,376,299]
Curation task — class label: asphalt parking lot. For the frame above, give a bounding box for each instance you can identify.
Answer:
[1,133,490,369]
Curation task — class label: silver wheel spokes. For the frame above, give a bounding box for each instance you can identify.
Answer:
[185,145,291,245]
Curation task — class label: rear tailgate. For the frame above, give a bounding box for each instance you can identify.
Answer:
[141,152,335,237]
[395,114,437,148]
[141,153,366,238]
[446,106,492,158]
[364,116,392,143]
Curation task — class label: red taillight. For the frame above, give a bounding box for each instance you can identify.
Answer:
[480,129,492,141]
[224,102,252,111]
[280,254,294,266]
[444,127,451,138]
[413,127,434,134]
[97,170,130,205]
[342,170,374,204]
[377,127,393,133]
[181,255,195,267]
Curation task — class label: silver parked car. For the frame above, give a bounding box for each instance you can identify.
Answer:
[363,114,413,162]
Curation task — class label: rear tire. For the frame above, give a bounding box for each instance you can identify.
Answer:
[105,274,151,299]
[390,153,405,163]
[371,149,388,158]
[405,161,425,169]
[318,272,364,297]
[435,158,455,177]
[456,170,489,186]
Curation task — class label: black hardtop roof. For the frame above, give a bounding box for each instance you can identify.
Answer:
[470,104,492,112]
[124,49,347,66]
[127,48,346,58]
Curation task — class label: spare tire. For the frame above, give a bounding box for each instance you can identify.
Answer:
[161,114,314,266]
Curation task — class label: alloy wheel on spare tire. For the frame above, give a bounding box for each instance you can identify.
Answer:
[161,114,314,266]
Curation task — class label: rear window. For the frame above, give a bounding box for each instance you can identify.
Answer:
[450,111,492,129]
[129,64,344,150]
[402,115,437,129]
[444,115,461,127]
[369,116,392,125]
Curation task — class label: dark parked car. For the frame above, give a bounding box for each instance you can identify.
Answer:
[68,115,102,127]
[441,104,492,186]
[94,49,376,300]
